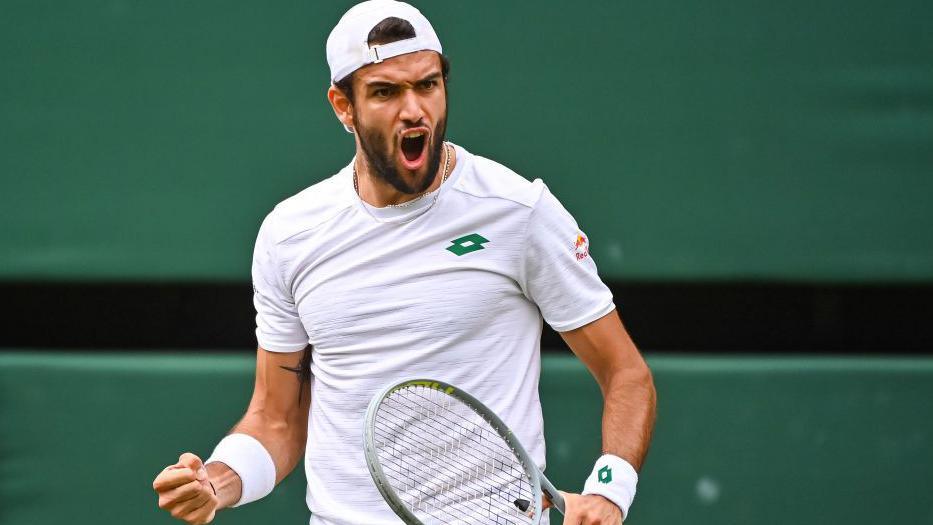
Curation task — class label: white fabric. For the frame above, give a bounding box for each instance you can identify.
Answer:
[582,454,639,521]
[326,0,443,82]
[251,144,615,525]
[205,433,277,507]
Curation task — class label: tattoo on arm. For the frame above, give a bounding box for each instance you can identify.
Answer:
[278,345,313,402]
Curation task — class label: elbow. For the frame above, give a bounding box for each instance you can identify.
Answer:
[243,407,308,443]
[639,362,658,423]
[609,355,653,386]
[607,359,656,405]
[274,412,310,443]
[635,360,657,404]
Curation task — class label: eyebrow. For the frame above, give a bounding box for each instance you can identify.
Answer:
[364,72,443,89]
[364,81,397,91]
[415,72,443,84]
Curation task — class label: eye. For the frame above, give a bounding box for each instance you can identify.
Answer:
[373,87,392,98]
[418,80,439,91]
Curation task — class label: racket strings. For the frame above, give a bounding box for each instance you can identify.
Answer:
[382,388,522,474]
[377,399,522,484]
[375,417,531,523]
[391,389,531,493]
[376,398,528,518]
[373,386,538,524]
[374,407,525,514]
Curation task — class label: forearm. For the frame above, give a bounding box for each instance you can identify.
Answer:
[223,346,311,480]
[205,348,312,510]
[558,313,655,524]
[206,400,309,510]
[230,397,309,483]
[560,311,658,471]
[600,361,656,471]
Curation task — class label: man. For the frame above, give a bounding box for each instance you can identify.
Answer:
[152,1,656,524]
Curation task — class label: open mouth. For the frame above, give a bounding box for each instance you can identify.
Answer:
[399,130,428,168]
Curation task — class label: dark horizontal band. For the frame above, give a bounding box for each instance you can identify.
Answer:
[0,281,930,353]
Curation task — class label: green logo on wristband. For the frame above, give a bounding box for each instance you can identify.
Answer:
[598,465,613,484]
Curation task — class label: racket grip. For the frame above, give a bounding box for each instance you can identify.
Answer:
[540,475,565,515]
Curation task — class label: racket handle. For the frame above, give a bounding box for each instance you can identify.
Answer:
[540,474,565,515]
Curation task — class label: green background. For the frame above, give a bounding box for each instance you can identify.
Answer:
[3,0,932,282]
[2,352,932,524]
[3,3,931,525]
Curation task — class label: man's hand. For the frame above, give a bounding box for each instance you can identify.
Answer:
[545,491,623,524]
[153,453,219,525]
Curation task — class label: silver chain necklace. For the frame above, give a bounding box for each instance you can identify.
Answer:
[353,142,452,224]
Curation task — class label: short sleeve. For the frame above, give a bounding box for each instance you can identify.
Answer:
[251,212,308,352]
[519,185,615,332]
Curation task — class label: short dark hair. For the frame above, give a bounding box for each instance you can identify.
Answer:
[334,16,450,105]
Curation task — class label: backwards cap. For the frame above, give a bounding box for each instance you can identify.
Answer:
[326,0,443,83]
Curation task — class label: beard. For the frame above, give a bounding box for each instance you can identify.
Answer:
[355,113,448,195]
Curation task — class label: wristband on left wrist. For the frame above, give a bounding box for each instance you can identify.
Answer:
[581,453,638,520]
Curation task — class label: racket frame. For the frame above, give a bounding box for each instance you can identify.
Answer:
[363,378,565,525]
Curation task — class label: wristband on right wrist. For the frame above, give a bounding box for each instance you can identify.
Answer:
[581,454,639,520]
[205,433,276,507]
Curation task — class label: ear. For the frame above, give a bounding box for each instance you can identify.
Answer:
[327,85,354,132]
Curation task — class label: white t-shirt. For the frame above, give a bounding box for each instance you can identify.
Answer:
[252,144,614,525]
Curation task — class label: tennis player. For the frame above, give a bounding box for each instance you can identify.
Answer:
[152,1,656,524]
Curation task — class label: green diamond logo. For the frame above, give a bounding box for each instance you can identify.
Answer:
[598,465,613,484]
[446,233,489,256]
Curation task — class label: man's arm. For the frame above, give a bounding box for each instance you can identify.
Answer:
[153,347,311,524]
[561,309,655,470]
[557,309,656,523]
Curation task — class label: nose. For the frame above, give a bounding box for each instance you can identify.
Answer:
[398,88,424,124]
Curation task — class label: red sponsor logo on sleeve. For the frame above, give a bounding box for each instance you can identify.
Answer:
[574,233,589,261]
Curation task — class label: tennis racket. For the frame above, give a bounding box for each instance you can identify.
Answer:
[364,378,566,525]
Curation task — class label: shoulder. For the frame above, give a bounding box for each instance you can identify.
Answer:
[260,167,355,245]
[451,147,547,209]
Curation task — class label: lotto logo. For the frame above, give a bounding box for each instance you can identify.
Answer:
[446,233,489,256]
[598,465,613,484]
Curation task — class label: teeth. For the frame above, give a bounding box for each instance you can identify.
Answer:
[403,131,425,139]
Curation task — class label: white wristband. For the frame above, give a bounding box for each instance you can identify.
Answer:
[206,433,277,507]
[581,454,638,521]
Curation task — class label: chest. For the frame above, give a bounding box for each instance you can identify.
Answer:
[280,200,532,351]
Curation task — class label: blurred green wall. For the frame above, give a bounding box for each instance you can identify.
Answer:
[2,0,932,282]
[2,352,931,524]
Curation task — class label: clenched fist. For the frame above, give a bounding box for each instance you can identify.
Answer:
[153,453,219,524]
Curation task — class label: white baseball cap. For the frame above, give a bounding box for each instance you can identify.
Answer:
[326,0,443,83]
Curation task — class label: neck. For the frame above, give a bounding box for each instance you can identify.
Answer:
[354,143,455,207]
